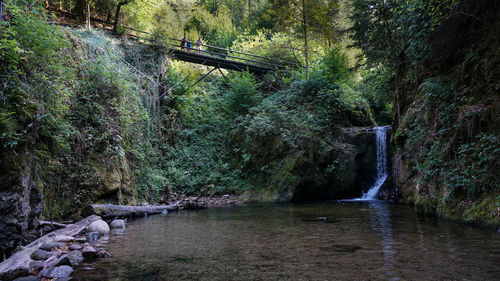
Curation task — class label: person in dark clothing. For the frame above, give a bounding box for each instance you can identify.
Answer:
[186,38,192,52]
[180,35,186,50]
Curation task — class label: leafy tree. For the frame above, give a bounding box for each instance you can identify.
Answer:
[225,71,261,116]
[319,45,350,84]
[266,0,339,78]
[357,66,393,124]
[348,0,460,126]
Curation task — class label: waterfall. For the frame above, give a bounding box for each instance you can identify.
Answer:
[360,126,390,200]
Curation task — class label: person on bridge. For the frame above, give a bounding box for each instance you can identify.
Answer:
[186,38,192,52]
[196,37,203,53]
[180,35,187,50]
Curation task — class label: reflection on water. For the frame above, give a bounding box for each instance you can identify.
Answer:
[367,202,397,280]
[73,202,500,281]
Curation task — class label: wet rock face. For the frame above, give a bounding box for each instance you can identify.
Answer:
[388,151,416,204]
[290,127,379,201]
[0,157,42,261]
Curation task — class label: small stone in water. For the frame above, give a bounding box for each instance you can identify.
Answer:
[82,245,98,259]
[88,219,110,235]
[55,254,71,266]
[67,250,84,266]
[320,245,362,253]
[29,260,44,271]
[43,265,73,278]
[110,219,126,229]
[30,249,51,260]
[302,217,328,222]
[97,249,111,258]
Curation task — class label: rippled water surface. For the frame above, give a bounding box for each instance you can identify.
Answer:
[73,202,500,280]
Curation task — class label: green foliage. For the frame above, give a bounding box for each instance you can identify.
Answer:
[231,31,300,66]
[392,0,459,64]
[319,46,350,84]
[225,71,262,116]
[348,0,403,67]
[0,0,73,155]
[357,67,393,124]
[349,0,458,67]
[403,77,499,201]
[159,80,253,195]
[136,167,168,202]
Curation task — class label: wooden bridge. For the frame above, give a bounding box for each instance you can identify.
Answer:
[152,38,297,76]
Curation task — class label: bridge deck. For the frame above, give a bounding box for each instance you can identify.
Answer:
[168,49,272,75]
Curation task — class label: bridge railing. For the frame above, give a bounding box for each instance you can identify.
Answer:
[163,37,298,70]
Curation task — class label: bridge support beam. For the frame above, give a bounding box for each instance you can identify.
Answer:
[190,67,217,89]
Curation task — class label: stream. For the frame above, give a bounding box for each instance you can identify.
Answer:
[72,202,500,280]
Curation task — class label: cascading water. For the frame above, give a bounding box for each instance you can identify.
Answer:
[359,126,390,200]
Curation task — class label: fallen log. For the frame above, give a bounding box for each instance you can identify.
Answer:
[38,221,69,229]
[83,204,179,219]
[0,215,102,281]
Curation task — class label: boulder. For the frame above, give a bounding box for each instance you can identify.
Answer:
[97,249,111,258]
[30,250,50,261]
[54,235,75,242]
[110,219,126,229]
[42,255,57,267]
[55,255,71,266]
[81,245,97,259]
[67,250,84,266]
[42,265,73,278]
[42,254,71,271]
[39,241,65,251]
[69,243,83,251]
[87,220,110,235]
[29,261,44,271]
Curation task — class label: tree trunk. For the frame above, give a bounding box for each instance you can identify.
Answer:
[113,2,123,33]
[83,204,178,219]
[248,0,251,17]
[86,0,91,29]
[302,0,309,79]
[113,0,130,34]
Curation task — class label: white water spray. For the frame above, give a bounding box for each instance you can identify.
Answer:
[359,126,390,200]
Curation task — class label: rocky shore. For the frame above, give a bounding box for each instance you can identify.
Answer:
[0,196,242,281]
